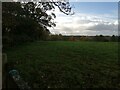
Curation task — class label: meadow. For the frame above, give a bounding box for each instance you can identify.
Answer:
[5,41,119,88]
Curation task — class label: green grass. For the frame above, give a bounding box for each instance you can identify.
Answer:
[5,41,120,88]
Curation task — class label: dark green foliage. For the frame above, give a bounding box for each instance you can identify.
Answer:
[2,2,48,48]
[2,1,73,49]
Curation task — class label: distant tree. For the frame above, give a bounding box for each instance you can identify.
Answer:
[94,35,103,41]
[69,36,75,41]
[99,34,103,37]
[58,34,63,40]
[94,35,111,42]
[111,35,116,42]
[79,36,89,41]
[119,36,120,42]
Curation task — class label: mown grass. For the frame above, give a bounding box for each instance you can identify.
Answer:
[5,41,120,88]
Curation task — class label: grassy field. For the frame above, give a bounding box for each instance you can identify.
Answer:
[5,41,119,88]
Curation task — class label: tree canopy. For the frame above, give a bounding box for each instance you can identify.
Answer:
[2,1,74,48]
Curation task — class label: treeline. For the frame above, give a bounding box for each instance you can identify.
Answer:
[47,34,119,42]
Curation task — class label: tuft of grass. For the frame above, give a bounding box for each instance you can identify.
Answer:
[5,41,120,88]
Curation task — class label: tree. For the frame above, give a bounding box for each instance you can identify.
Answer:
[21,1,74,27]
[2,1,73,48]
[111,35,116,42]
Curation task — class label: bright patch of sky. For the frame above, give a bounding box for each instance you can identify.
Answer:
[48,2,118,36]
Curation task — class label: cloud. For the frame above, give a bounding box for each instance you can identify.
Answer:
[86,23,118,31]
[48,8,118,36]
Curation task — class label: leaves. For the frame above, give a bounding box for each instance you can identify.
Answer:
[2,1,74,48]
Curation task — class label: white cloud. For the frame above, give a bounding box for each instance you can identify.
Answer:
[114,20,118,25]
[48,8,118,36]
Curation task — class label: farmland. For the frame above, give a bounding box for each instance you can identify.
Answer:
[5,41,119,88]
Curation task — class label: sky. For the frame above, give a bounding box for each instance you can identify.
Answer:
[0,1,118,36]
[48,2,118,36]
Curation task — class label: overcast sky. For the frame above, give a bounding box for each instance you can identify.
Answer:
[48,2,118,36]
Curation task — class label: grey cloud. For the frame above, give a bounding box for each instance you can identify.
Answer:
[76,18,111,25]
[75,19,92,24]
[87,23,118,31]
